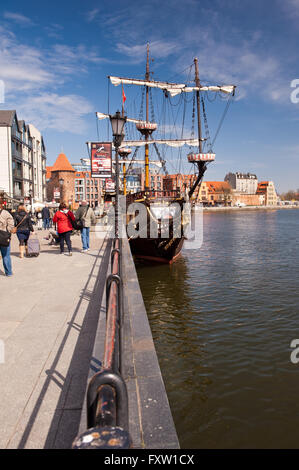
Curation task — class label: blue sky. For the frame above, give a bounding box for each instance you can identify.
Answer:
[1,0,299,192]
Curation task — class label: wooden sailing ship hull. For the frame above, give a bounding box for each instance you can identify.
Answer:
[126,191,186,264]
[129,233,185,264]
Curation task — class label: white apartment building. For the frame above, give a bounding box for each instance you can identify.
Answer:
[0,110,46,204]
[225,172,258,194]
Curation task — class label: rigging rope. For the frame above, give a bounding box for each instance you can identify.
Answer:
[201,96,212,153]
[211,94,234,148]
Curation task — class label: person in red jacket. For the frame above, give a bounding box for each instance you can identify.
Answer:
[52,203,75,256]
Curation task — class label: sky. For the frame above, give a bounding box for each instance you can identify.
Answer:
[0,0,299,192]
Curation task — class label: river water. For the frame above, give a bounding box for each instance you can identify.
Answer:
[136,209,299,448]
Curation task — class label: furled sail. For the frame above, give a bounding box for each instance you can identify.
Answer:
[118,138,205,149]
[109,76,236,97]
[96,112,205,147]
[96,112,148,125]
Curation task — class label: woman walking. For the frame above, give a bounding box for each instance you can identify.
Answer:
[14,204,34,258]
[0,199,14,276]
[52,203,75,256]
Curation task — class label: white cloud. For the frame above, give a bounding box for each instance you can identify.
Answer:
[0,25,105,95]
[3,11,33,25]
[0,25,100,133]
[86,8,100,23]
[17,93,93,134]
[282,0,299,17]
[117,40,180,62]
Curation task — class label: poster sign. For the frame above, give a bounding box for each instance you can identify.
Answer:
[105,178,115,193]
[91,142,112,178]
[54,187,60,198]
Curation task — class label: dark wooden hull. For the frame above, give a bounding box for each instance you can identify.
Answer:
[126,191,186,264]
[129,233,185,264]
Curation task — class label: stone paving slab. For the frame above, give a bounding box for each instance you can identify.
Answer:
[0,228,110,449]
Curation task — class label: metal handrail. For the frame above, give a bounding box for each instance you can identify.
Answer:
[72,237,131,449]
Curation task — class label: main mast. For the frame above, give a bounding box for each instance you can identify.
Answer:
[194,58,203,153]
[145,43,150,191]
[188,58,207,199]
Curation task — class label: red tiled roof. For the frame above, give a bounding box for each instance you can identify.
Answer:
[205,181,232,192]
[51,153,75,172]
[46,166,53,179]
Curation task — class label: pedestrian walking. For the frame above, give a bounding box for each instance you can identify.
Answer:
[36,209,43,230]
[14,205,34,258]
[0,199,14,276]
[41,204,51,230]
[75,201,96,252]
[52,203,75,256]
[49,207,54,228]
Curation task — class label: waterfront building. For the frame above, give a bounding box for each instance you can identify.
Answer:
[0,110,46,205]
[256,181,278,205]
[163,174,199,198]
[225,172,258,194]
[198,181,233,206]
[72,158,103,206]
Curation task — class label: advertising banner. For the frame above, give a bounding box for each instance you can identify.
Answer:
[54,187,60,198]
[105,178,115,193]
[91,142,112,178]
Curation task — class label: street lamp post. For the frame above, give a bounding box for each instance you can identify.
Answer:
[109,111,126,238]
[59,178,64,203]
[28,189,33,214]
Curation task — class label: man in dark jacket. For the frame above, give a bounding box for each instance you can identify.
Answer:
[41,205,50,230]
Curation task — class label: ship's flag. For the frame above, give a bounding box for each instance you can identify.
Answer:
[122,85,126,104]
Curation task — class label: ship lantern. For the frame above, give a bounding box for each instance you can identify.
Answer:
[187,153,215,162]
[136,121,157,136]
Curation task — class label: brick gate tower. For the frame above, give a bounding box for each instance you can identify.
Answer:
[47,153,75,206]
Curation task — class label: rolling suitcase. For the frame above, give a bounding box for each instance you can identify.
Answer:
[27,235,40,257]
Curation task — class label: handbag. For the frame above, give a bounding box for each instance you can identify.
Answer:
[0,230,11,247]
[0,209,12,246]
[11,214,27,234]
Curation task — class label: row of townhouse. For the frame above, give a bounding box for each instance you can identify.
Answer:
[0,110,46,205]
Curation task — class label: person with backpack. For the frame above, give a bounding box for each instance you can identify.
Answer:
[75,201,96,253]
[52,203,75,256]
[0,199,14,276]
[14,204,34,258]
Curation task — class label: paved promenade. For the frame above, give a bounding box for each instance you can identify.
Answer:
[0,228,110,449]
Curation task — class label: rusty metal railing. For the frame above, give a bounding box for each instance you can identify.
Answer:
[72,238,131,449]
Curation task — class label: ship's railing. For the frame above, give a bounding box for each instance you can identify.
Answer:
[72,237,131,449]
[126,189,181,204]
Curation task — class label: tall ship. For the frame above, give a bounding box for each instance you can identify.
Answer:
[96,45,236,263]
